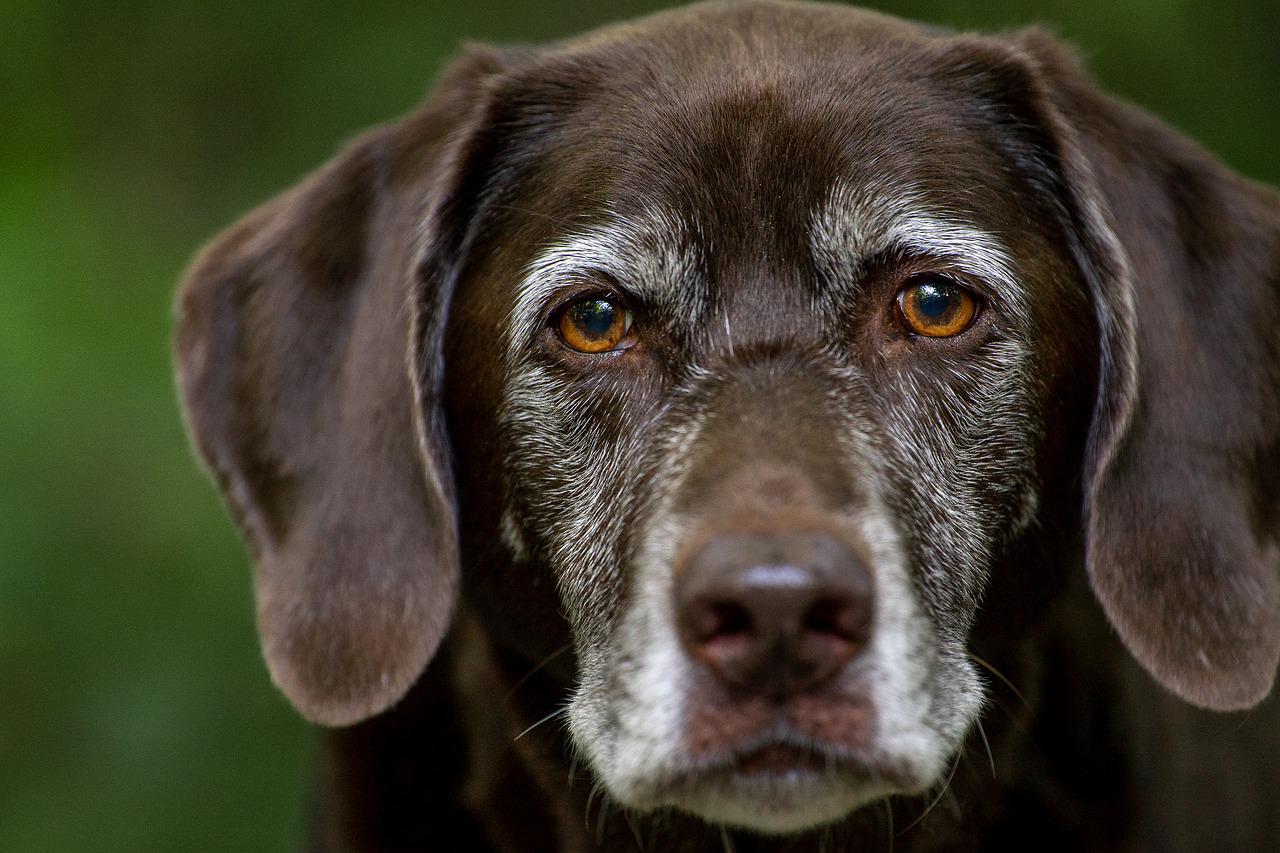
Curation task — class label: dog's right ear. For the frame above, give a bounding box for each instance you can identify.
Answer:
[174,47,519,726]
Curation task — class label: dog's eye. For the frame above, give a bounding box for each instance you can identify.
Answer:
[895,277,979,337]
[557,297,635,353]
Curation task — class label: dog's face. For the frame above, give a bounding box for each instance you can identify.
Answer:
[445,24,1094,829]
[175,0,1280,837]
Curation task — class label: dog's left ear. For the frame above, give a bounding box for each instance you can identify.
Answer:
[944,31,1280,710]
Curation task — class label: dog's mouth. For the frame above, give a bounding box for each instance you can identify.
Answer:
[735,742,826,775]
[644,727,918,834]
[676,727,919,789]
[572,657,948,833]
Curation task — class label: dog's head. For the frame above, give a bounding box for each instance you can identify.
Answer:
[175,0,1280,835]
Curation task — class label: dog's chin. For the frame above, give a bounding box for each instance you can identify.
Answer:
[615,745,934,836]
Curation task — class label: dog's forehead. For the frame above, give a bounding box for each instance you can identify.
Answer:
[548,5,1016,211]
[489,5,1055,343]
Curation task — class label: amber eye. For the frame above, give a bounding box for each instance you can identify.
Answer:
[557,297,634,353]
[895,277,979,337]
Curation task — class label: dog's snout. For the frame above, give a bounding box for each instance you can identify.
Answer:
[676,532,873,698]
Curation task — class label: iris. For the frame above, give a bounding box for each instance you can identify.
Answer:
[557,296,632,353]
[896,277,978,337]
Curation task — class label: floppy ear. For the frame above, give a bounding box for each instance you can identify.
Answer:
[981,31,1280,710]
[174,48,515,726]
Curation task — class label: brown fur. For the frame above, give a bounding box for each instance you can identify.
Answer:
[175,2,1280,849]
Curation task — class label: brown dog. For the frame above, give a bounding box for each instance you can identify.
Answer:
[174,1,1280,849]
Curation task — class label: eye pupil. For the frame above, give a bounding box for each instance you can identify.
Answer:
[571,300,618,338]
[914,284,956,320]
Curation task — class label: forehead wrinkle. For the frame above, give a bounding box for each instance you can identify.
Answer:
[810,179,1031,327]
[505,207,704,362]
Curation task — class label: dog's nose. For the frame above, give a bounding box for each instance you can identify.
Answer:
[676,532,873,698]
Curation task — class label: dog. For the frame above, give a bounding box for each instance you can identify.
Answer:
[174,1,1280,849]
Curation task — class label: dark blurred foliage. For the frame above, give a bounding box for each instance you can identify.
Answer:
[2,0,1276,849]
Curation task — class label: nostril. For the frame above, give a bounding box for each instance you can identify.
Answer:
[803,597,868,643]
[683,599,757,674]
[687,599,754,645]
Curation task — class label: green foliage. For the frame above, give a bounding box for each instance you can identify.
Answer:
[2,0,1275,849]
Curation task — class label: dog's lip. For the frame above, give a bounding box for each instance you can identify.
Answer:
[734,742,826,775]
[664,728,917,791]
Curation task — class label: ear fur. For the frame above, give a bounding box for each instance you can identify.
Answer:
[174,47,515,726]
[984,30,1280,710]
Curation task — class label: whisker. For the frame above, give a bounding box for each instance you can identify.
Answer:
[624,811,646,851]
[585,783,603,833]
[505,642,573,700]
[969,652,1030,710]
[719,826,737,853]
[898,754,960,836]
[882,799,895,853]
[974,718,996,779]
[985,693,1034,737]
[942,783,962,818]
[514,706,567,742]
[595,793,613,845]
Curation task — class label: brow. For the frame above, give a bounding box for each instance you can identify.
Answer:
[505,208,705,362]
[810,180,1029,324]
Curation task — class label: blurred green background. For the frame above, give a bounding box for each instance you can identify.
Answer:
[2,0,1277,849]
